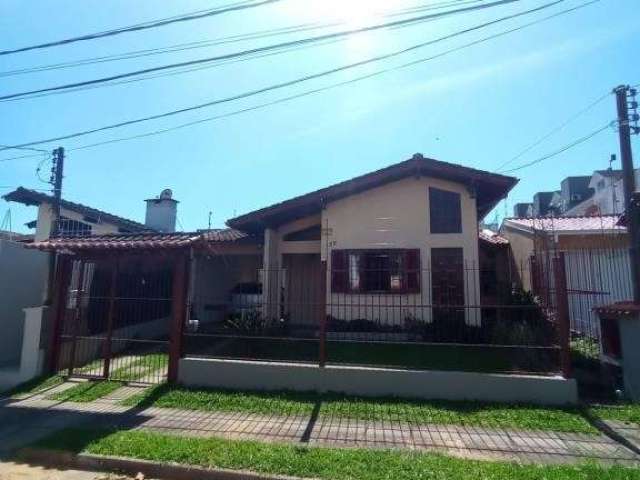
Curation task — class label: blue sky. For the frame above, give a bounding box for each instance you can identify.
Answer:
[1,0,639,232]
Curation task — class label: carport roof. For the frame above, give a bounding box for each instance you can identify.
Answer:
[26,228,253,252]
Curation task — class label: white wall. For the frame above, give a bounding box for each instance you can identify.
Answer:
[179,357,578,405]
[0,240,48,366]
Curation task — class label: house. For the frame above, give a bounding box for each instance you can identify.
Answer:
[0,187,164,390]
[3,187,150,240]
[500,214,631,341]
[532,191,557,216]
[565,169,640,216]
[513,202,533,218]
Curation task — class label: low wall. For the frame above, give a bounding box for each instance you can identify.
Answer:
[178,357,578,405]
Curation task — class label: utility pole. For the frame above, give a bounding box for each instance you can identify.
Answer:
[614,85,640,303]
[50,146,64,237]
[45,146,64,304]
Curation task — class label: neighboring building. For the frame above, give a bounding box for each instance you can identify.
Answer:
[500,214,631,338]
[566,169,640,216]
[532,191,557,217]
[3,187,150,240]
[513,202,532,218]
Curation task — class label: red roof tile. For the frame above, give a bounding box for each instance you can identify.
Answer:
[26,229,251,252]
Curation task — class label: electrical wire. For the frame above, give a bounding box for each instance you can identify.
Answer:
[0,0,574,151]
[0,0,484,78]
[495,90,611,171]
[0,0,527,102]
[64,1,599,155]
[501,122,613,173]
[0,0,284,56]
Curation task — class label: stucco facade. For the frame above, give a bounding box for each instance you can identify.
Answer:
[34,202,123,241]
[261,176,482,326]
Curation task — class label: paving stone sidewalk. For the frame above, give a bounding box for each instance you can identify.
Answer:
[2,382,640,466]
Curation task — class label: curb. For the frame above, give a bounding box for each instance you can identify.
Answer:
[17,447,308,480]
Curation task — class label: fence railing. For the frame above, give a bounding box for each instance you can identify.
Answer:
[184,262,565,375]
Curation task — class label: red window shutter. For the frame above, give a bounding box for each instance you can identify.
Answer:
[331,250,347,293]
[405,249,421,293]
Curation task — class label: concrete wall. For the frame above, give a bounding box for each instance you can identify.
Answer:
[500,225,535,291]
[322,176,481,325]
[179,357,578,405]
[0,240,48,366]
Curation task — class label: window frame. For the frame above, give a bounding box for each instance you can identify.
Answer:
[331,248,420,295]
[428,187,462,234]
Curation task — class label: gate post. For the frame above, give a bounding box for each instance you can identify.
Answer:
[319,260,327,367]
[48,255,72,374]
[168,252,189,383]
[102,260,119,379]
[553,252,572,378]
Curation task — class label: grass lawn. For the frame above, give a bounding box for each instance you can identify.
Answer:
[4,374,64,398]
[588,404,640,425]
[47,380,123,403]
[187,337,557,373]
[123,384,596,434]
[32,428,638,480]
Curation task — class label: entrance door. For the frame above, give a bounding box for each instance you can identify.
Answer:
[282,254,323,332]
[431,248,465,323]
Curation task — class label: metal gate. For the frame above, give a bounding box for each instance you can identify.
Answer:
[55,258,172,384]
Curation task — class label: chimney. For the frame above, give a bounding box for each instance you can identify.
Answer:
[145,189,178,233]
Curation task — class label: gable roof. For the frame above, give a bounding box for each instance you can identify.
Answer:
[503,214,625,235]
[3,187,148,232]
[227,154,518,232]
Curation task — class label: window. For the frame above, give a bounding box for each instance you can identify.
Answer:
[429,187,462,234]
[56,217,92,237]
[331,249,420,294]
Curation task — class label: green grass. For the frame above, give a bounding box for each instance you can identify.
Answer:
[47,380,124,403]
[110,353,168,382]
[589,404,640,425]
[188,337,557,373]
[32,428,638,480]
[123,384,596,434]
[4,374,64,398]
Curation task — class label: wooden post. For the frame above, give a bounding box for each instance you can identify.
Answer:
[553,252,571,378]
[102,260,119,379]
[319,260,327,367]
[47,256,72,374]
[168,253,189,383]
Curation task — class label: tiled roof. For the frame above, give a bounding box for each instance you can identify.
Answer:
[2,187,148,232]
[228,154,518,232]
[479,229,509,245]
[201,229,248,242]
[503,215,625,233]
[26,228,251,252]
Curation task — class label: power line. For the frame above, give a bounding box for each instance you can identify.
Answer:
[501,122,613,173]
[495,90,611,171]
[0,0,527,102]
[0,0,576,151]
[0,0,284,57]
[64,1,600,155]
[0,144,48,153]
[0,0,484,78]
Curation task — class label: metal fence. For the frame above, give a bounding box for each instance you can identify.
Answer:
[184,256,564,375]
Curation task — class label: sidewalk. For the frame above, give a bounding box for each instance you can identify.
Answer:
[2,381,639,466]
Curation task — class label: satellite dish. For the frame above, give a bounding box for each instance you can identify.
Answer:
[160,189,173,200]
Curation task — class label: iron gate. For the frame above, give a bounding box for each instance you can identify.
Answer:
[55,258,172,384]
